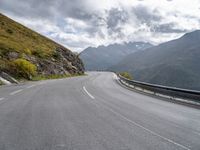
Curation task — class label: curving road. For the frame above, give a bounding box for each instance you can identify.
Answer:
[0,72,199,150]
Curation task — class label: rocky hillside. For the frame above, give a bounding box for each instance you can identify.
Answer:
[0,13,84,80]
[80,42,152,70]
[110,30,200,90]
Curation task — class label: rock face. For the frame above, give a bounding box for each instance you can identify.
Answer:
[0,13,84,79]
[0,72,18,84]
[26,47,85,76]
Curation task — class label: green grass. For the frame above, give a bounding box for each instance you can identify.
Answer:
[0,13,63,76]
[10,58,37,79]
[0,13,84,81]
[0,13,63,58]
[32,74,85,81]
[119,72,133,80]
[0,80,3,85]
[0,13,71,68]
[0,13,77,80]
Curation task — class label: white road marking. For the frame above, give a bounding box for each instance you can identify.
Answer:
[26,85,36,89]
[10,89,23,95]
[0,97,5,101]
[83,86,95,99]
[113,73,118,80]
[97,101,190,150]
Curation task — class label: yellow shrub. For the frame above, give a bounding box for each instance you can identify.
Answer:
[10,58,37,79]
[24,48,32,55]
[119,72,133,80]
[0,60,7,70]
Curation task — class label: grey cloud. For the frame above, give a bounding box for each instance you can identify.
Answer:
[106,8,128,39]
[0,0,57,19]
[132,5,187,34]
[151,23,187,33]
[0,0,94,21]
[57,0,93,20]
[0,0,126,32]
[133,5,161,24]
[107,8,128,29]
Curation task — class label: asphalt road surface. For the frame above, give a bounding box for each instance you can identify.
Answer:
[0,72,199,150]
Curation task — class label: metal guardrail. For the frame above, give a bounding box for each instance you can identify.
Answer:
[117,74,200,103]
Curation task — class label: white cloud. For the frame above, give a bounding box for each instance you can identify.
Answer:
[0,0,200,52]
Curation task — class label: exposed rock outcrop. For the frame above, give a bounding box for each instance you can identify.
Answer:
[0,72,18,84]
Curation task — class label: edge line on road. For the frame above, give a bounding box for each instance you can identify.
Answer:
[0,97,5,101]
[96,99,191,150]
[83,86,95,99]
[26,85,36,89]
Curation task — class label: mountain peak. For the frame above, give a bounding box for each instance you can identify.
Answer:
[80,42,153,71]
[181,30,200,40]
[111,30,200,90]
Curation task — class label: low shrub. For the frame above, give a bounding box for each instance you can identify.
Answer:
[10,58,37,79]
[52,51,61,60]
[23,48,32,55]
[32,74,71,81]
[32,73,85,81]
[0,60,7,71]
[119,72,133,80]
[32,49,47,58]
[0,80,3,85]
[6,29,13,34]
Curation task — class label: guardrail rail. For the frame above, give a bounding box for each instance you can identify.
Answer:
[117,74,200,104]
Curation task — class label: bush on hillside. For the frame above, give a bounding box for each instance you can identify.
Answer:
[32,49,47,58]
[119,72,133,80]
[0,80,3,85]
[6,28,13,34]
[10,58,37,79]
[0,60,7,71]
[24,48,32,55]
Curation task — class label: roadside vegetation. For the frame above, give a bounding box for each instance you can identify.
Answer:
[0,14,56,58]
[0,13,56,80]
[119,72,133,80]
[32,74,85,81]
[0,13,84,83]
[9,58,37,79]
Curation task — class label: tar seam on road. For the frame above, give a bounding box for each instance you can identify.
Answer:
[0,97,5,101]
[38,82,45,85]
[26,85,36,89]
[9,89,23,95]
[83,86,95,99]
[94,98,191,150]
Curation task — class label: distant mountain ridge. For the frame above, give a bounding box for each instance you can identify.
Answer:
[80,42,153,70]
[110,30,200,90]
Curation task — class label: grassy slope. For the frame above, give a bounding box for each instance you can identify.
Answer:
[0,13,73,57]
[0,13,85,80]
[0,13,59,57]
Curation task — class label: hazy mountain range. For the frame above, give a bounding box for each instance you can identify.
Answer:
[80,42,153,70]
[110,30,200,90]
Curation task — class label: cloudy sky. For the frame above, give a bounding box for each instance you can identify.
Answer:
[0,0,200,52]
